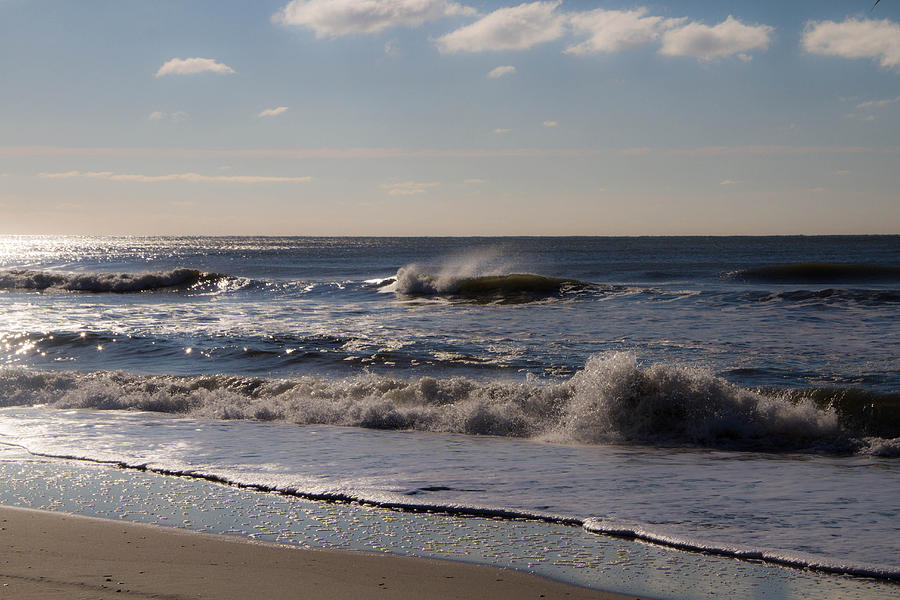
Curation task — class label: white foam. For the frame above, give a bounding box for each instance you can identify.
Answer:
[0,352,873,452]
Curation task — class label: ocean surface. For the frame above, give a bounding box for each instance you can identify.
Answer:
[0,236,898,588]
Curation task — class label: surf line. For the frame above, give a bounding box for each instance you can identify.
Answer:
[2,440,896,582]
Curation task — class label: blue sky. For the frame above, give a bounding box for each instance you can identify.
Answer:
[1,0,898,235]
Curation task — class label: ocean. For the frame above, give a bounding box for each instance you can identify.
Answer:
[0,235,898,598]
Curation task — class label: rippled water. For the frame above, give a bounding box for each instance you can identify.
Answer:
[0,235,898,584]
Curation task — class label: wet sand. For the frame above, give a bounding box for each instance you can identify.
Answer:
[0,505,634,599]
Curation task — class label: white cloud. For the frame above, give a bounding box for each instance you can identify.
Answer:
[487,65,516,78]
[436,1,566,53]
[857,95,900,109]
[148,111,166,121]
[720,179,738,185]
[155,58,235,77]
[492,128,511,134]
[566,8,683,55]
[381,181,439,195]
[660,16,772,61]
[39,171,310,183]
[463,178,486,184]
[803,18,900,71]
[274,0,474,37]
[542,120,557,127]
[258,106,289,118]
[384,39,399,55]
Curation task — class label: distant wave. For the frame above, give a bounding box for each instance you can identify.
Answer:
[0,268,232,293]
[2,353,895,454]
[380,265,591,302]
[739,288,900,305]
[727,263,900,284]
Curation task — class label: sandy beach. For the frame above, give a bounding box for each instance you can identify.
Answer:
[0,505,632,599]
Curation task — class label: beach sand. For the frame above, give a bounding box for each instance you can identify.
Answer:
[0,505,632,599]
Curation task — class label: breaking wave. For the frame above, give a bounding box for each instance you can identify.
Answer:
[1,353,895,454]
[0,268,230,293]
[380,265,590,302]
[727,263,900,284]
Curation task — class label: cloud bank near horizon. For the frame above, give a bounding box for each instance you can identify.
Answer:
[39,171,311,184]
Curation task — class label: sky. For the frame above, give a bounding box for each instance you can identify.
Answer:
[1,0,898,235]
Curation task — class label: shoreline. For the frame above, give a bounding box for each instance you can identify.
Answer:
[0,505,630,599]
[1,442,899,599]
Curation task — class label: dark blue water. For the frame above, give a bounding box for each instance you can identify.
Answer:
[1,236,897,391]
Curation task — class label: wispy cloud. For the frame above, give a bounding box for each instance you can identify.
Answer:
[7,145,896,160]
[856,95,900,109]
[464,178,486,184]
[487,65,516,79]
[720,179,738,185]
[38,171,310,183]
[617,147,651,156]
[258,106,289,118]
[274,0,474,37]
[436,1,566,53]
[659,16,772,61]
[542,120,558,127]
[665,145,882,156]
[381,181,440,195]
[156,58,235,77]
[148,111,188,122]
[566,8,683,55]
[492,128,511,134]
[803,18,900,71]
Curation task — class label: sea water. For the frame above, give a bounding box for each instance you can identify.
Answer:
[0,236,897,590]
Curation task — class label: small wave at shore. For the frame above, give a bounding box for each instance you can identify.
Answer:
[1,353,896,454]
[3,434,895,582]
[726,263,900,284]
[581,518,899,581]
[0,268,236,293]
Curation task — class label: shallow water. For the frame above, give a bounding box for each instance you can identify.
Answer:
[1,447,897,600]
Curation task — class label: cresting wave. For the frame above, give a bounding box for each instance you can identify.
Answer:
[726,262,900,284]
[1,353,896,454]
[0,268,230,293]
[380,264,591,301]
